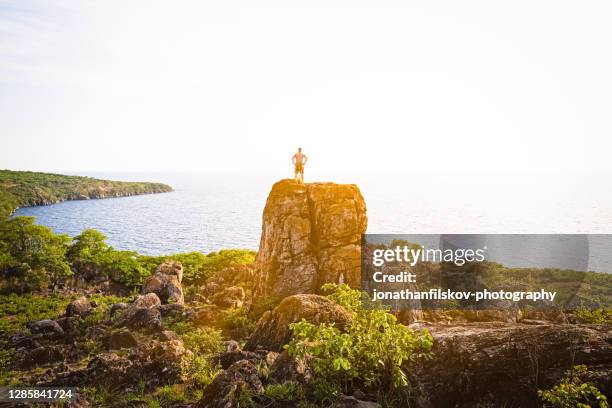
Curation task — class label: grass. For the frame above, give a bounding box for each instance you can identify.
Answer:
[0,293,75,334]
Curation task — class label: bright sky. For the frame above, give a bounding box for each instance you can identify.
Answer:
[1,0,611,174]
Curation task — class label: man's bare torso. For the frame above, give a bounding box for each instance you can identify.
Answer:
[293,152,306,166]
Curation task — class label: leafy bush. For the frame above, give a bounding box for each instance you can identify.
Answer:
[539,365,608,408]
[286,284,433,404]
[221,307,255,332]
[169,322,224,389]
[104,250,149,286]
[0,217,71,291]
[576,307,612,324]
[183,354,221,388]
[0,191,18,219]
[181,326,224,355]
[68,229,149,286]
[320,283,362,312]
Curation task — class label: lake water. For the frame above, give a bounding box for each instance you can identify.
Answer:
[14,172,612,270]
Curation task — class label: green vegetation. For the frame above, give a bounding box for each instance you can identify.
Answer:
[0,293,75,334]
[263,381,305,403]
[286,284,433,406]
[538,365,608,408]
[0,169,172,216]
[221,306,256,336]
[576,307,612,324]
[180,326,224,356]
[0,191,18,219]
[0,217,255,292]
[139,249,256,286]
[68,229,149,287]
[482,263,612,309]
[0,217,72,291]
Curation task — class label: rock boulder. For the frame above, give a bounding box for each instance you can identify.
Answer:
[142,261,185,305]
[212,286,246,308]
[245,294,352,351]
[196,360,264,408]
[65,297,93,318]
[27,319,64,340]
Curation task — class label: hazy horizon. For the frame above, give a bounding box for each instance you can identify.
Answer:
[2,1,612,175]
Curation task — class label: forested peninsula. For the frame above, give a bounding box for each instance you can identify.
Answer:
[0,170,173,217]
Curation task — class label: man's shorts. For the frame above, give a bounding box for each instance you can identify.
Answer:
[295,163,304,173]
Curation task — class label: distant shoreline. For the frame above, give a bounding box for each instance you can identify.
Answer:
[1,169,173,218]
[13,188,172,210]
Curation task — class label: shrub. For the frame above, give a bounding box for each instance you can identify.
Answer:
[320,283,362,313]
[0,217,71,291]
[181,327,224,355]
[576,307,612,324]
[539,365,608,408]
[286,285,433,404]
[182,354,221,388]
[221,307,255,333]
[170,323,224,389]
[104,250,149,286]
[67,229,150,286]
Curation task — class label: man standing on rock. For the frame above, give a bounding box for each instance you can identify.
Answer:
[292,147,308,183]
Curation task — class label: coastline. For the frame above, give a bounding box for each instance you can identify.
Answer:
[1,169,173,217]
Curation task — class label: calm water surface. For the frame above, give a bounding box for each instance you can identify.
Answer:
[15,173,612,267]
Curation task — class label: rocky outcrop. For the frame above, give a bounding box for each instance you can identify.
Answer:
[411,323,612,407]
[121,293,163,331]
[106,330,138,350]
[269,350,313,385]
[27,319,64,340]
[254,179,367,301]
[212,286,246,308]
[19,346,65,368]
[65,297,93,318]
[142,261,185,305]
[245,294,352,351]
[196,360,265,408]
[87,339,190,389]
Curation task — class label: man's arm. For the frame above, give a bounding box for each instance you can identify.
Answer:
[303,154,308,164]
[292,154,297,165]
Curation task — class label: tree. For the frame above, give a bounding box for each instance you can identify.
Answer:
[0,217,71,290]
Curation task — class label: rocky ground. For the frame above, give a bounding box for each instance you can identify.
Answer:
[1,179,610,407]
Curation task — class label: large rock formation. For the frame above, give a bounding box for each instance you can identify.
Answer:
[410,323,612,407]
[254,179,367,301]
